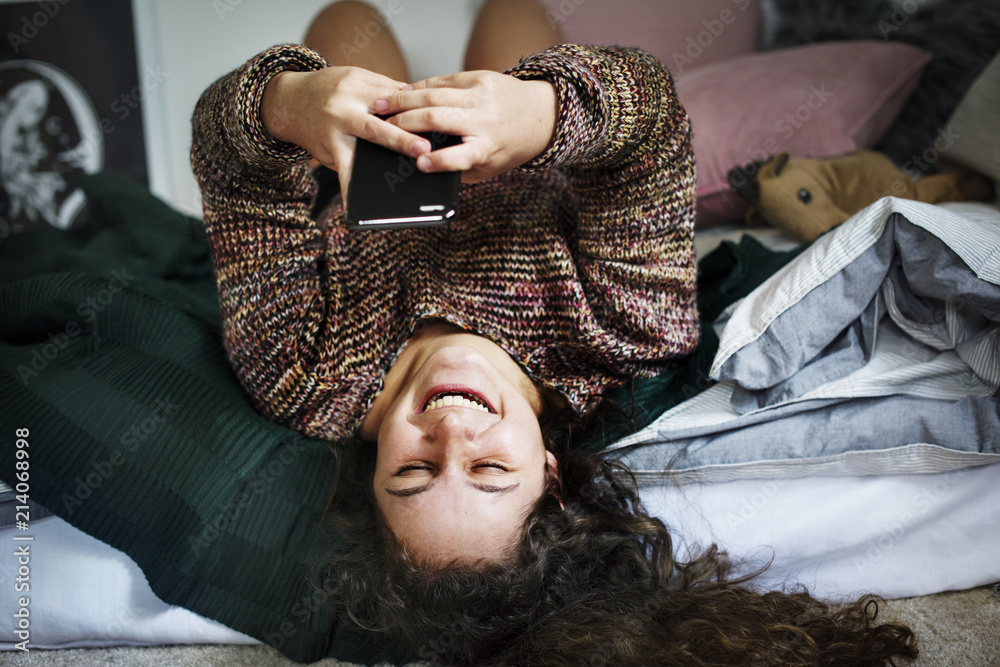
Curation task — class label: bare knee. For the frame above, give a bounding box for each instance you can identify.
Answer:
[307,1,380,33]
[464,0,563,72]
[305,1,380,50]
[304,0,409,81]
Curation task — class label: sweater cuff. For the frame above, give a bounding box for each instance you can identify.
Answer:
[231,44,329,168]
[507,45,608,171]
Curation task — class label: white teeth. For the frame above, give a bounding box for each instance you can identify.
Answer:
[423,393,491,413]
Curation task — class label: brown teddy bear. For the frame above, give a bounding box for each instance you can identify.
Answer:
[728,150,995,242]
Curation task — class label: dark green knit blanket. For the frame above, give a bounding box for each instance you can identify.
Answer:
[0,172,801,663]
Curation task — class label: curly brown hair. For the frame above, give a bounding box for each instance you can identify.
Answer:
[322,409,919,666]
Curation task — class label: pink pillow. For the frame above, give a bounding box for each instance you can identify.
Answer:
[540,0,761,75]
[675,41,932,226]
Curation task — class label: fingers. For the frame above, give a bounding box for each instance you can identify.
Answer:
[375,71,497,116]
[375,90,479,127]
[375,88,476,117]
[409,70,493,90]
[415,138,488,174]
[331,138,354,205]
[348,70,515,179]
[350,112,431,158]
[338,170,352,207]
[383,106,475,139]
[320,66,432,157]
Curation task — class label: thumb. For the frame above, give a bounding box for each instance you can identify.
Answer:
[330,140,355,207]
[338,168,352,208]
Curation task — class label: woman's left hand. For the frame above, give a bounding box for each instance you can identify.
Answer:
[373,71,557,183]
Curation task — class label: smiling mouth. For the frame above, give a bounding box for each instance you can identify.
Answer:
[422,392,493,414]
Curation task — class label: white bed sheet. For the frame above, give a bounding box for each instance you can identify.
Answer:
[640,461,1000,602]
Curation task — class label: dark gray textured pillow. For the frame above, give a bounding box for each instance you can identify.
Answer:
[765,0,1000,170]
[943,50,1000,185]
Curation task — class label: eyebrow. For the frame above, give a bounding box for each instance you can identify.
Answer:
[384,480,521,498]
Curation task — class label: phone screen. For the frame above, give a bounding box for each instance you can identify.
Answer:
[344,132,462,229]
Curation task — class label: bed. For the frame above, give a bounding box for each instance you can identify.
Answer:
[2,0,999,664]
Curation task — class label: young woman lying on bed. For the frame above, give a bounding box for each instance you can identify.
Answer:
[190,0,918,663]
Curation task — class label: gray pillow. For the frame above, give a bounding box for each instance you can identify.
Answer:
[944,50,1000,187]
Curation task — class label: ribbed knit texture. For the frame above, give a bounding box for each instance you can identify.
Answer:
[190,43,699,442]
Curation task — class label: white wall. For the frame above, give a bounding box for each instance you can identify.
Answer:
[133,0,485,216]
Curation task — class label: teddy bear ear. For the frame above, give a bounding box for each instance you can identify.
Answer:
[773,152,790,176]
[728,163,762,204]
[744,206,766,226]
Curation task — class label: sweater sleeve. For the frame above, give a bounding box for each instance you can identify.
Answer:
[509,45,699,381]
[190,44,370,441]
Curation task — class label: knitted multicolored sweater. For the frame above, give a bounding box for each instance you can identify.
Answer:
[191,43,699,442]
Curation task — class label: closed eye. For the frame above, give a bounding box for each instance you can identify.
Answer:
[384,479,521,497]
[393,464,431,476]
[473,461,509,472]
[394,462,509,475]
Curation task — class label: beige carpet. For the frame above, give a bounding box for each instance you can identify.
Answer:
[2,585,997,666]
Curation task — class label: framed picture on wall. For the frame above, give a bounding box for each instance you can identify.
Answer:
[0,0,150,234]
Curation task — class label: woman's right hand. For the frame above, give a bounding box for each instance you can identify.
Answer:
[260,66,432,199]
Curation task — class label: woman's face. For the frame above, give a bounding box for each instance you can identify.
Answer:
[371,337,556,566]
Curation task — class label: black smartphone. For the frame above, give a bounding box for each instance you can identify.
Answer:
[344,131,462,229]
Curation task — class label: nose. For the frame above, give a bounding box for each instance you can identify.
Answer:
[425,410,482,447]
